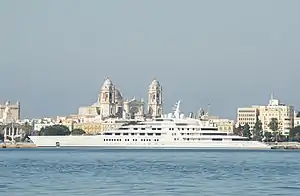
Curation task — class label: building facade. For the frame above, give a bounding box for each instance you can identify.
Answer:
[237,95,294,135]
[294,112,300,127]
[147,79,163,118]
[258,98,294,135]
[78,77,163,120]
[237,107,259,130]
[0,100,20,122]
[201,115,234,133]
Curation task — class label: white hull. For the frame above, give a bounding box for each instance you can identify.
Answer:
[29,135,270,149]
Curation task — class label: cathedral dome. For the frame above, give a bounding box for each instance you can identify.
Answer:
[149,79,160,88]
[101,77,113,89]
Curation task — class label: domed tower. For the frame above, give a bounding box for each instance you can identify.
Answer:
[147,78,163,118]
[99,77,116,118]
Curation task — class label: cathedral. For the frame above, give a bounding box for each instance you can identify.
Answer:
[78,77,163,120]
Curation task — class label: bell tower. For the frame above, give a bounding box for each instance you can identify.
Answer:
[99,77,115,118]
[147,78,163,118]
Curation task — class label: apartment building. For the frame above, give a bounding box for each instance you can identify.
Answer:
[237,95,294,135]
[237,107,259,130]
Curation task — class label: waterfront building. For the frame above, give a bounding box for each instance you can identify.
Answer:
[258,97,294,135]
[293,111,300,127]
[0,100,20,122]
[33,119,56,132]
[201,115,234,133]
[72,119,129,135]
[213,119,235,133]
[237,95,294,135]
[0,101,24,142]
[237,107,259,130]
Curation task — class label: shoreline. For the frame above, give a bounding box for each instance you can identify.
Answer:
[1,143,37,148]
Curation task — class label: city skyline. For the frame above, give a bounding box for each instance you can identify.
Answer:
[1,1,299,119]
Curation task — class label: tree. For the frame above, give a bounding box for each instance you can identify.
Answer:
[264,131,272,142]
[39,125,71,136]
[242,123,252,139]
[289,126,300,142]
[252,120,263,141]
[233,124,243,136]
[21,122,33,135]
[296,112,300,117]
[268,118,279,141]
[71,129,86,135]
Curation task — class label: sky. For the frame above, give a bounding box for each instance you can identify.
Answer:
[0,0,300,119]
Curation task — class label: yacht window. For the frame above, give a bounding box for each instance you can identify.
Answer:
[123,133,129,135]
[202,133,227,136]
[232,138,248,141]
[176,123,188,126]
[140,133,145,135]
[104,133,112,135]
[115,133,121,135]
[157,128,162,130]
[141,128,145,130]
[212,138,222,141]
[152,128,156,130]
[202,128,218,131]
[134,128,138,130]
[147,133,153,136]
[155,133,161,136]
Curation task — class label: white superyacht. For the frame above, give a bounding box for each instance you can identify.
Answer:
[29,101,270,149]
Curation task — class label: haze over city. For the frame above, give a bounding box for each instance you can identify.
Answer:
[1,0,299,119]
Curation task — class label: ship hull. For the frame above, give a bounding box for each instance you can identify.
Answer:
[28,135,271,149]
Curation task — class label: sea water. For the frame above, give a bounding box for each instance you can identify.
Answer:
[0,148,299,196]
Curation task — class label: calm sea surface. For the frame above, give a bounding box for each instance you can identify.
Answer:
[0,148,300,196]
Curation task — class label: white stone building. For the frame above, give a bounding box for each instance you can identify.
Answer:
[78,77,163,120]
[0,100,20,122]
[147,79,163,118]
[294,112,300,127]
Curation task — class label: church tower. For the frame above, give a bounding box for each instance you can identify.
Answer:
[147,78,163,118]
[99,77,115,118]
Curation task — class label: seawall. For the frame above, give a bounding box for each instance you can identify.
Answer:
[1,143,37,148]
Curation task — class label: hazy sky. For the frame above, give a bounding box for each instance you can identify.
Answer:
[1,0,299,119]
